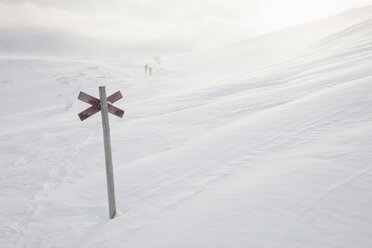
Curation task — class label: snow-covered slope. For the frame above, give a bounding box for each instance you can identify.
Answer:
[1,6,372,248]
[168,5,372,80]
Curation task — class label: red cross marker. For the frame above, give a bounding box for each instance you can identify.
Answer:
[77,87,124,219]
[78,91,124,121]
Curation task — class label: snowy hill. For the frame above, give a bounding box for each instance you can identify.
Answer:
[1,6,372,248]
[167,5,372,80]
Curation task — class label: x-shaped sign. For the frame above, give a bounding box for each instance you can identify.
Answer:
[78,91,124,121]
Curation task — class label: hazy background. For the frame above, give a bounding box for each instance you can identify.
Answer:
[1,0,372,59]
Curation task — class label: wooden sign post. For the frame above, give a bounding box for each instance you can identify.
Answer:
[78,86,124,219]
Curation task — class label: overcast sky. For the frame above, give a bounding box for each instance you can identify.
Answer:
[1,0,372,58]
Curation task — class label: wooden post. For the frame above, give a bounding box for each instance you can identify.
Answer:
[99,86,117,219]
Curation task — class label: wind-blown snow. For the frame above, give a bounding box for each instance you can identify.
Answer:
[1,6,372,248]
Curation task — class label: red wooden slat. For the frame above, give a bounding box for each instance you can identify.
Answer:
[78,105,100,121]
[78,92,100,107]
[107,91,122,104]
[108,104,124,118]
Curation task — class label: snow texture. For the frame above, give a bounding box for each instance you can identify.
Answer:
[1,6,372,248]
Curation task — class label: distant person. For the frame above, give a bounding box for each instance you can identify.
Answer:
[149,67,152,75]
[144,64,148,73]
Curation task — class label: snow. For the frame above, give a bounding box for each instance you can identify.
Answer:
[1,6,372,248]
